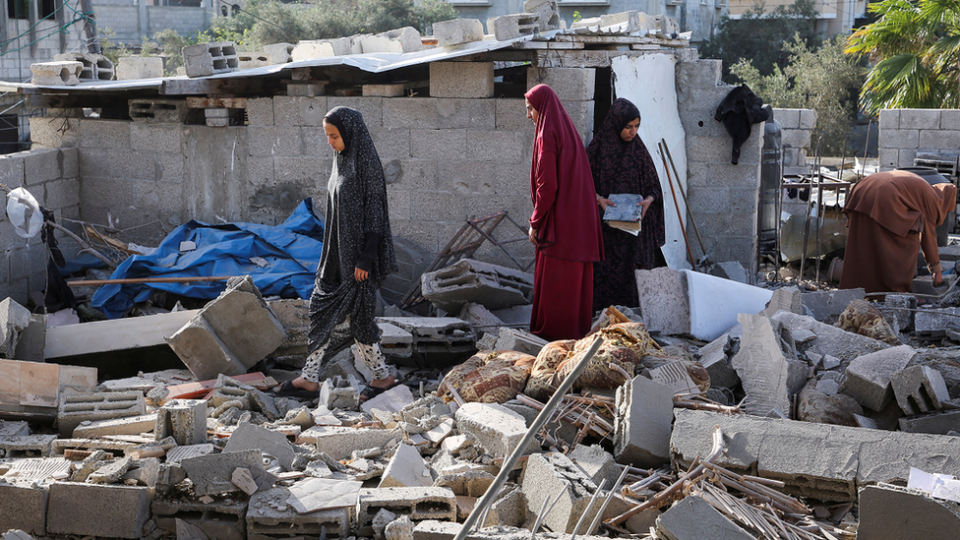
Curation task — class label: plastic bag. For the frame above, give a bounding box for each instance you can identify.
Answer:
[6,187,43,238]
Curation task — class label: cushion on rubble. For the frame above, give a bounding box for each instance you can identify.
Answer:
[836,299,900,345]
[438,350,535,404]
[523,322,662,401]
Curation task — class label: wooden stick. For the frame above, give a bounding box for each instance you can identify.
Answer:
[656,142,698,271]
[68,275,234,287]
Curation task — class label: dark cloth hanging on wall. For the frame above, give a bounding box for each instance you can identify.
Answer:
[40,207,76,311]
[714,84,770,165]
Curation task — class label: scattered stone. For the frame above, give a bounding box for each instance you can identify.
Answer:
[656,494,754,540]
[613,375,674,468]
[840,345,917,412]
[521,452,598,534]
[454,402,532,458]
[380,443,432,488]
[731,314,792,416]
[891,365,951,415]
[858,483,960,540]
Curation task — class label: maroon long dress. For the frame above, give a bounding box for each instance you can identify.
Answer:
[586,98,666,312]
[525,84,604,341]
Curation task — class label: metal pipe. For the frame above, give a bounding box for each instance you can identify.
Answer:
[570,478,607,540]
[586,462,632,536]
[657,142,698,271]
[455,335,606,540]
[661,138,707,256]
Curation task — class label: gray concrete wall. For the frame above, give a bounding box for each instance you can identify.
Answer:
[97,4,210,44]
[0,19,88,82]
[676,58,762,277]
[771,107,817,174]
[451,0,724,43]
[877,108,960,171]
[0,147,81,305]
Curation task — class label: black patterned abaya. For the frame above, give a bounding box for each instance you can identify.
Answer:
[307,107,398,364]
[586,98,665,312]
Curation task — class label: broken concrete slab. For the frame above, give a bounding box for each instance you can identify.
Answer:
[697,333,740,389]
[88,456,132,484]
[155,399,206,446]
[380,443,432,488]
[858,483,960,540]
[770,311,889,365]
[801,288,865,323]
[731,314,792,416]
[656,494,755,540]
[45,309,199,359]
[524,0,561,31]
[151,498,247,540]
[891,365,951,415]
[298,426,401,460]
[486,13,540,40]
[684,270,774,341]
[46,482,152,538]
[421,259,532,313]
[899,409,960,434]
[840,345,917,412]
[73,413,157,439]
[180,449,263,496]
[521,452,599,534]
[613,375,674,468]
[362,383,415,415]
[568,444,621,487]
[357,487,457,526]
[360,27,423,53]
[881,294,916,332]
[0,483,47,534]
[454,402,532,458]
[286,477,362,512]
[377,317,475,356]
[223,422,296,471]
[165,443,215,464]
[636,267,690,336]
[248,487,350,539]
[671,409,960,501]
[490,326,547,356]
[0,434,57,457]
[915,307,960,333]
[0,298,31,358]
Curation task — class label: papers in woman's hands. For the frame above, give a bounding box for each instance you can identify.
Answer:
[602,193,642,235]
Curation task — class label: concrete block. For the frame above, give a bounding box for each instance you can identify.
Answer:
[182,42,239,78]
[57,392,146,438]
[433,470,494,498]
[430,62,493,98]
[377,317,475,355]
[129,99,188,123]
[878,128,919,149]
[770,311,889,365]
[0,483,47,534]
[263,42,294,64]
[760,285,802,316]
[486,13,540,40]
[731,314,791,416]
[858,483,960,540]
[0,434,56,457]
[878,109,900,130]
[223,422,296,471]
[54,52,114,80]
[0,420,30,437]
[773,108,801,129]
[298,426,401,460]
[840,345,917,411]
[46,482,152,538]
[287,81,326,97]
[361,27,423,54]
[614,375,674,468]
[379,322,414,359]
[152,499,247,540]
[238,51,270,70]
[920,129,960,148]
[291,38,351,61]
[915,306,960,332]
[30,61,81,86]
[180,449,263,496]
[891,365,950,415]
[899,409,960,434]
[881,294,916,332]
[88,456,132,484]
[941,109,960,130]
[155,399,207,445]
[492,327,547,357]
[380,443,432,488]
[383,98,440,129]
[73,413,157,439]
[636,268,690,335]
[165,443,215,463]
[527,67,595,101]
[568,444,620,487]
[656,494,754,540]
[166,316,246,381]
[247,487,349,538]
[466,130,525,162]
[433,19,484,46]
[364,83,406,97]
[454,402,530,458]
[411,128,466,160]
[899,108,941,130]
[421,259,532,312]
[800,288,865,323]
[524,0,560,31]
[798,109,817,129]
[116,56,163,80]
[357,487,456,526]
[521,452,598,534]
[0,297,31,357]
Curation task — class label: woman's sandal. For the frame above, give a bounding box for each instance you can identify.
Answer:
[272,380,318,400]
[359,381,402,404]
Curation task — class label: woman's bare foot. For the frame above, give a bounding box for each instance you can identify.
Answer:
[290,377,319,392]
[368,375,395,389]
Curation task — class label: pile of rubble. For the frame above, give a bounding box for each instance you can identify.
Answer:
[3,256,960,540]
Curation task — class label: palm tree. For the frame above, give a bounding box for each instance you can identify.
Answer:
[845,0,960,114]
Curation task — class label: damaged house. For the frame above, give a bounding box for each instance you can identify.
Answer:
[1,4,960,540]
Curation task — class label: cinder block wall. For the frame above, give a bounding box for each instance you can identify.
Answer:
[877,109,960,171]
[27,62,608,278]
[771,107,817,174]
[676,58,763,278]
[0,148,81,305]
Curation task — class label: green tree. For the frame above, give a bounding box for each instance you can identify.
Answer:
[700,0,821,81]
[732,35,864,154]
[845,0,960,114]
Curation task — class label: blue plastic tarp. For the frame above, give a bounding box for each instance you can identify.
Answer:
[91,199,323,319]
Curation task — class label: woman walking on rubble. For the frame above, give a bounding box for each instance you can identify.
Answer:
[274,106,399,402]
[524,84,604,341]
[588,98,665,312]
[839,169,956,295]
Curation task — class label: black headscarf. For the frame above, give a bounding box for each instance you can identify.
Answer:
[308,107,398,353]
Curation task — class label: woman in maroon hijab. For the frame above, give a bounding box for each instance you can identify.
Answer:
[524,84,604,341]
